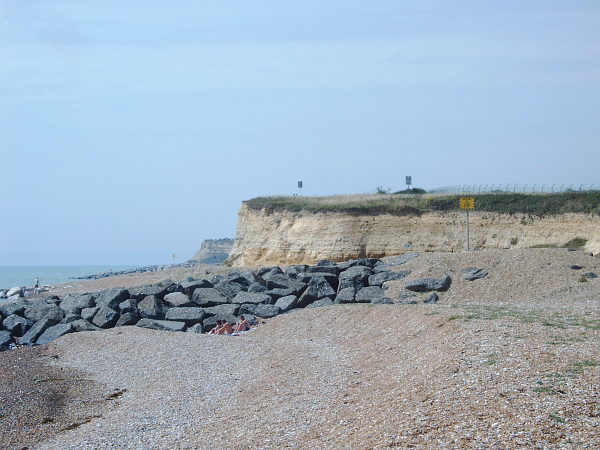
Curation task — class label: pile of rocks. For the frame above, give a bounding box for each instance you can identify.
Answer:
[73,261,199,281]
[0,254,461,351]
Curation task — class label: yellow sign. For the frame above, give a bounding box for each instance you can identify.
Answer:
[459,197,475,210]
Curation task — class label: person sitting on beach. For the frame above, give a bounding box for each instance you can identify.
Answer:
[208,320,223,334]
[234,316,250,333]
[217,321,233,335]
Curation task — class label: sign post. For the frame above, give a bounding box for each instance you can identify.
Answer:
[459,197,475,251]
[405,176,412,190]
[297,181,303,196]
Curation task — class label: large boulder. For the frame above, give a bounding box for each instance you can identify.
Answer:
[297,277,336,308]
[239,304,258,315]
[263,288,295,300]
[336,287,356,303]
[95,288,130,309]
[405,275,452,292]
[6,287,23,298]
[81,307,99,321]
[136,319,186,332]
[248,283,268,293]
[115,311,141,327]
[254,304,281,318]
[0,301,27,318]
[118,299,138,313]
[231,292,271,305]
[137,295,165,320]
[3,314,33,337]
[19,318,58,346]
[164,307,206,325]
[296,272,340,290]
[306,265,341,276]
[36,323,74,345]
[163,292,194,308]
[23,301,64,323]
[214,281,244,300]
[191,288,230,307]
[59,294,95,313]
[285,265,309,278]
[92,306,119,328]
[338,266,372,290]
[70,319,101,332]
[179,279,213,295]
[187,323,204,334]
[204,304,240,317]
[262,274,307,294]
[274,295,298,312]
[0,330,14,351]
[368,270,411,286]
[462,268,488,281]
[128,284,171,300]
[355,286,386,303]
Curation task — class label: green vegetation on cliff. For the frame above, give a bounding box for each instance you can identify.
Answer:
[245,192,600,216]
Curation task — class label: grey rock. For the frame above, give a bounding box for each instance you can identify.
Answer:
[262,274,307,294]
[231,292,271,305]
[396,300,418,305]
[335,287,356,303]
[19,318,58,345]
[138,295,165,320]
[297,272,340,290]
[214,281,244,300]
[81,307,99,321]
[306,297,334,308]
[70,319,101,332]
[128,284,171,300]
[136,318,186,332]
[338,266,372,290]
[285,265,309,278]
[163,292,194,308]
[36,323,74,345]
[0,330,14,350]
[462,268,489,281]
[61,313,81,324]
[165,307,206,324]
[583,272,598,279]
[254,304,281,318]
[306,265,341,276]
[405,275,452,292]
[60,293,95,312]
[95,288,130,309]
[204,304,240,317]
[3,314,33,337]
[192,288,230,307]
[92,306,119,328]
[115,311,140,327]
[570,264,583,270]
[6,287,23,298]
[368,270,411,286]
[0,301,27,317]
[118,299,138,313]
[248,283,268,293]
[297,278,336,308]
[263,288,295,300]
[239,303,258,315]
[274,295,298,312]
[187,323,204,334]
[179,279,213,295]
[24,301,65,323]
[424,293,439,304]
[355,286,386,303]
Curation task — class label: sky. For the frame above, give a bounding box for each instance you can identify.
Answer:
[1,0,599,265]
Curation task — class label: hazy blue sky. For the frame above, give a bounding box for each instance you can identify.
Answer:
[1,1,599,265]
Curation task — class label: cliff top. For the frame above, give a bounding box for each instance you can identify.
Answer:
[245,191,600,216]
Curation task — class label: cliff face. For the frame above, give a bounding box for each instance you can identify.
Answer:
[193,238,234,265]
[226,204,600,266]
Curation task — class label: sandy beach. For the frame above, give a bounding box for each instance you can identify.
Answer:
[1,248,599,448]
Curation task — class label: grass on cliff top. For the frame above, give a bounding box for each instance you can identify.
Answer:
[245,192,600,216]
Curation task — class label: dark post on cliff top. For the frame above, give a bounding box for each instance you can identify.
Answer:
[405,175,412,190]
[298,180,303,196]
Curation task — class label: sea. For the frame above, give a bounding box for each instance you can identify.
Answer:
[0,266,136,290]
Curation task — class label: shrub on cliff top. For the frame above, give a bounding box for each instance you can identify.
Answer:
[245,192,600,216]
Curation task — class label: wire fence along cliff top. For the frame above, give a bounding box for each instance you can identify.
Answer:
[428,184,598,195]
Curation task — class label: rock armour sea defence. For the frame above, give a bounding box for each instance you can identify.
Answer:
[227,204,600,266]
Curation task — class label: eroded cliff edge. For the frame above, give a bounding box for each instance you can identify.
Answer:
[227,203,600,266]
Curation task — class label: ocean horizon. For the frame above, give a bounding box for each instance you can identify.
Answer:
[0,265,137,290]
